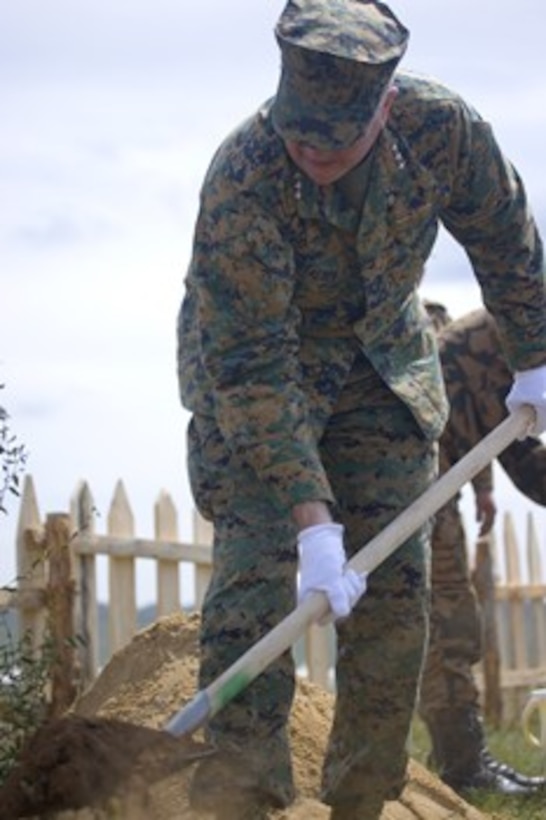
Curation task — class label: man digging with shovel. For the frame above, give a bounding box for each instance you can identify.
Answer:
[177,1,546,817]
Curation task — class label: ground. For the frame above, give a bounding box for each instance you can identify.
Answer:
[0,612,495,819]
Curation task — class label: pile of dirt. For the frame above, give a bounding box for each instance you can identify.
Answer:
[1,612,493,819]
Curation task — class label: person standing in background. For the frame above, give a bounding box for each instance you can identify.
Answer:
[420,302,546,796]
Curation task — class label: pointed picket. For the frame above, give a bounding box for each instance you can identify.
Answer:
[526,512,546,668]
[108,480,134,535]
[155,489,180,617]
[16,474,41,539]
[503,513,527,673]
[503,512,522,586]
[107,480,136,653]
[192,510,212,608]
[70,480,96,536]
[14,475,46,649]
[69,480,99,684]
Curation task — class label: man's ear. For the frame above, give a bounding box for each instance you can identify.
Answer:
[380,85,399,125]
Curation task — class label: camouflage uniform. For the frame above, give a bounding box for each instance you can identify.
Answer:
[418,307,546,789]
[177,1,546,816]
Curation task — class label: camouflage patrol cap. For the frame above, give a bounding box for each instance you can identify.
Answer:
[271,0,409,150]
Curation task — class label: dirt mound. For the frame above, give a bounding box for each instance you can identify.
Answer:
[1,612,492,818]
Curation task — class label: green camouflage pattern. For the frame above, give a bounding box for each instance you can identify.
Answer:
[419,307,546,719]
[436,308,546,503]
[272,0,408,149]
[419,497,483,717]
[275,0,408,60]
[178,72,546,517]
[188,358,435,810]
[178,54,546,812]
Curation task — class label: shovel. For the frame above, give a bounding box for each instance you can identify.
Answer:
[0,405,535,817]
[165,403,536,736]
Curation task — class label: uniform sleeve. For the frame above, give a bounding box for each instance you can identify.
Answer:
[498,438,546,507]
[440,110,546,371]
[471,465,493,495]
[188,193,334,512]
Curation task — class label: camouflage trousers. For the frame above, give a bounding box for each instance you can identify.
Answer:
[418,497,482,721]
[187,358,436,811]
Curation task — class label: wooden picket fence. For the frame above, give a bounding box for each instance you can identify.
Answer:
[471,513,546,724]
[1,474,545,723]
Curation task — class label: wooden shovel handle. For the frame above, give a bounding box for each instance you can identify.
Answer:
[348,403,535,577]
[166,404,535,736]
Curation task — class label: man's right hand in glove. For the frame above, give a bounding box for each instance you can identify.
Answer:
[297,521,367,623]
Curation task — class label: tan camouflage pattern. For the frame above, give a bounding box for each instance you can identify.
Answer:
[419,307,546,718]
[178,59,546,812]
[275,0,409,62]
[178,72,546,517]
[188,357,436,810]
[436,308,546,503]
[272,0,408,148]
[419,496,483,716]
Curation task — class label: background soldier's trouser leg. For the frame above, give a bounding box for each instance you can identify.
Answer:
[318,376,436,815]
[418,499,482,722]
[187,416,298,808]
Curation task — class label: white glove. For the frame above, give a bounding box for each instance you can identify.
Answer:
[505,365,546,436]
[297,522,367,623]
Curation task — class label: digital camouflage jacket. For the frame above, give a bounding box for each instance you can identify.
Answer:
[178,72,546,513]
[437,308,546,506]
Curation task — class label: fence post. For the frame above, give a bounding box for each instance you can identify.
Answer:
[503,512,526,722]
[192,510,212,609]
[504,512,526,662]
[108,480,136,653]
[70,480,99,686]
[45,512,78,717]
[15,475,47,651]
[526,512,545,668]
[155,490,180,617]
[472,533,502,727]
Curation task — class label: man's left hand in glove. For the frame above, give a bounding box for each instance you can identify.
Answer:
[506,364,546,436]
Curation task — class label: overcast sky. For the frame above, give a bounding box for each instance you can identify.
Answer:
[1,1,545,602]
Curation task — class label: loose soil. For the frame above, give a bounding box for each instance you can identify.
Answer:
[0,611,494,819]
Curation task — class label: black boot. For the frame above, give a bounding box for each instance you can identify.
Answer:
[481,749,546,790]
[424,708,542,797]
